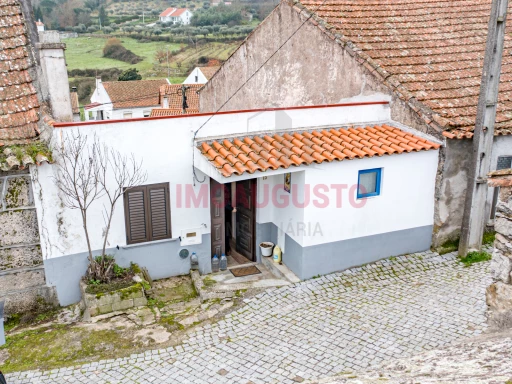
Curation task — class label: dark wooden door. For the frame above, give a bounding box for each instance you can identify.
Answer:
[210,178,225,257]
[236,179,256,261]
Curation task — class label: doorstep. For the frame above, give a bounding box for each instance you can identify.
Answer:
[261,255,301,283]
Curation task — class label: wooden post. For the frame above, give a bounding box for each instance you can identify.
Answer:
[460,0,509,256]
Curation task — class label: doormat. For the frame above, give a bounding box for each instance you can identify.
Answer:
[230,265,261,277]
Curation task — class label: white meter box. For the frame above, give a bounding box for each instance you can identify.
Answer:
[180,228,203,246]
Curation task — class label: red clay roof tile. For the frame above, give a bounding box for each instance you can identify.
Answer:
[297,0,512,138]
[0,0,40,142]
[102,79,168,109]
[199,124,440,177]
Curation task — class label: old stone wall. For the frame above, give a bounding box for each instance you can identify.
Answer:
[486,169,512,329]
[0,169,57,316]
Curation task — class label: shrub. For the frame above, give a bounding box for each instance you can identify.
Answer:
[118,68,142,81]
[103,37,142,64]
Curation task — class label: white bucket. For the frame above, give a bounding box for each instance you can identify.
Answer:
[259,242,274,257]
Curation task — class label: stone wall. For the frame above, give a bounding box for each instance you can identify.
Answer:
[0,169,57,316]
[487,169,512,329]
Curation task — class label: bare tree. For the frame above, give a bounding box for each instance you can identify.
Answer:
[96,140,147,256]
[54,131,103,264]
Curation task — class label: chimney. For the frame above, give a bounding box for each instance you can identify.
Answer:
[163,96,169,109]
[36,31,73,121]
[71,86,77,93]
[96,76,102,90]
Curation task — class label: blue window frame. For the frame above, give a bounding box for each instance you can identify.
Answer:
[357,168,382,199]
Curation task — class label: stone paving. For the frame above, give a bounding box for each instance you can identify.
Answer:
[7,250,491,384]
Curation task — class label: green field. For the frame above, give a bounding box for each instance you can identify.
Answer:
[64,36,240,79]
[64,36,181,73]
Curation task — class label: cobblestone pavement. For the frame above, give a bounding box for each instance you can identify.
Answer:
[7,250,491,384]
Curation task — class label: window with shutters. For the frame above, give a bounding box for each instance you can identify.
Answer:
[124,183,172,244]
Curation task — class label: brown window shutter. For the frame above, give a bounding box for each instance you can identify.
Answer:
[124,183,172,245]
[124,187,149,244]
[147,184,172,240]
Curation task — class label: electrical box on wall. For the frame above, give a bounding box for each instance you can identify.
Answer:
[180,228,202,246]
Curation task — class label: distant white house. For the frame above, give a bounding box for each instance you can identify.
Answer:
[183,66,220,85]
[159,8,192,25]
[85,77,169,121]
[36,19,44,32]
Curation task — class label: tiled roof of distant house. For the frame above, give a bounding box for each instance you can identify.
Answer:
[295,0,512,139]
[159,84,203,110]
[200,66,220,81]
[160,8,188,17]
[150,108,199,117]
[199,124,440,178]
[0,0,41,144]
[102,79,169,109]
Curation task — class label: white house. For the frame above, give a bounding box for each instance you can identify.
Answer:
[85,78,169,121]
[36,19,44,32]
[183,66,220,85]
[159,8,192,25]
[34,101,441,306]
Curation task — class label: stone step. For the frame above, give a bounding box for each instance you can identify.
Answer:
[0,266,46,291]
[261,254,301,283]
[0,285,58,316]
[0,244,43,271]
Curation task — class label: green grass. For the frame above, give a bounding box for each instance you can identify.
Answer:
[0,326,147,373]
[458,251,492,267]
[482,231,496,245]
[65,36,239,80]
[65,36,182,75]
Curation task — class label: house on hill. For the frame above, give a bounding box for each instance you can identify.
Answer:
[85,78,169,120]
[183,66,220,85]
[159,8,192,25]
[199,0,512,248]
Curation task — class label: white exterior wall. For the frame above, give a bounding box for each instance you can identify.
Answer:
[33,121,211,260]
[34,102,441,261]
[302,150,438,247]
[255,151,438,248]
[36,103,393,260]
[183,67,209,84]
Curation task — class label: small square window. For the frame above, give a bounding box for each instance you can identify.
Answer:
[357,168,381,198]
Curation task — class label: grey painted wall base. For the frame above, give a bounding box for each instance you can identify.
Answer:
[256,222,433,280]
[44,234,211,306]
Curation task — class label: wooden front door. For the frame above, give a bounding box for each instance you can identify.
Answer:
[210,179,225,257]
[235,179,256,261]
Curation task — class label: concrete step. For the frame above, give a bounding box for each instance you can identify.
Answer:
[0,266,46,291]
[0,285,58,317]
[261,255,301,283]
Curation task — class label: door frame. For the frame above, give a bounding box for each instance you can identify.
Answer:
[209,178,257,262]
[235,179,257,262]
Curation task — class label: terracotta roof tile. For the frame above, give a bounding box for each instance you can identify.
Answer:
[0,0,40,142]
[102,79,168,109]
[297,0,512,138]
[199,66,220,81]
[160,7,188,17]
[149,108,199,117]
[199,124,440,177]
[159,84,202,111]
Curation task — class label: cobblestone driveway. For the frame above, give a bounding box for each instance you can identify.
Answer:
[8,250,491,384]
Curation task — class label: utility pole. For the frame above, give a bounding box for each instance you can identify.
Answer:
[459,0,509,256]
[167,46,170,79]
[181,84,189,114]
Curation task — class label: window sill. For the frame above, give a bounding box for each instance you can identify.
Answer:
[121,237,178,249]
